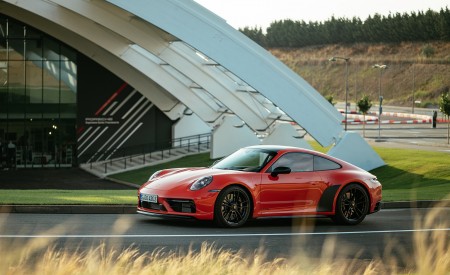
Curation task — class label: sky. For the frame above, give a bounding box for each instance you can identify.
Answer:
[194,0,450,30]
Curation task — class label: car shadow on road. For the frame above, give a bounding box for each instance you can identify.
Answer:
[136,215,344,230]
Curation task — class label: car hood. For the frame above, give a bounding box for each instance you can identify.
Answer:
[142,167,235,191]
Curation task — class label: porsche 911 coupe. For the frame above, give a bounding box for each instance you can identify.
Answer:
[137,145,382,227]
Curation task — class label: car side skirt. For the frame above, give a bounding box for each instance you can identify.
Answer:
[256,215,330,220]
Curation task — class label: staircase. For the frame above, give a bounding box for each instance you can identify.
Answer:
[80,134,211,178]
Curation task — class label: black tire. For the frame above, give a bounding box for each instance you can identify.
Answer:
[332,184,369,225]
[214,186,251,228]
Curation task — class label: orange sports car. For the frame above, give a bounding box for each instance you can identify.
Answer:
[137,145,382,227]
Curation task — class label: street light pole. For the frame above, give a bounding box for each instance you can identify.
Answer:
[372,64,388,141]
[329,56,350,131]
[412,64,415,114]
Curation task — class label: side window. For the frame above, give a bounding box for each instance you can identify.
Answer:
[269,153,313,172]
[314,156,341,171]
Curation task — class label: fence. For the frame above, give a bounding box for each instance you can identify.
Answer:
[86,133,211,174]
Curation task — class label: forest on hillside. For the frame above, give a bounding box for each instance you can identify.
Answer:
[270,43,449,108]
[240,7,450,47]
[238,8,450,109]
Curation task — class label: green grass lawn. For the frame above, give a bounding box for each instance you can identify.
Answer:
[371,147,450,201]
[1,146,449,204]
[110,153,215,185]
[110,146,450,202]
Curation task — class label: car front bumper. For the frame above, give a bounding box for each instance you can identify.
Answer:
[137,188,219,220]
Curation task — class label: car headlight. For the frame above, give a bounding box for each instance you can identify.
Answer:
[190,176,213,191]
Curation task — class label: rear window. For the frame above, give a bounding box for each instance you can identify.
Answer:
[314,156,341,171]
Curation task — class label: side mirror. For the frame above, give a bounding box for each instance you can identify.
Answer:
[270,166,291,177]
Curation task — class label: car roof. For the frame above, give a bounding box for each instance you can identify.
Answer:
[245,144,313,153]
[245,144,336,160]
[244,145,367,172]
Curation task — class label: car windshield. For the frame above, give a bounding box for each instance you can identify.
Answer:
[212,148,277,172]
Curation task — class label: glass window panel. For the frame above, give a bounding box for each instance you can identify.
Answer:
[26,59,43,117]
[61,44,76,63]
[0,82,6,119]
[6,38,24,61]
[43,60,60,105]
[60,59,77,105]
[43,37,60,60]
[60,57,77,102]
[0,59,6,118]
[0,17,7,39]
[8,60,26,117]
[314,156,341,171]
[6,20,24,39]
[0,17,7,151]
[270,152,314,172]
[0,15,77,167]
[25,38,43,61]
[25,26,42,40]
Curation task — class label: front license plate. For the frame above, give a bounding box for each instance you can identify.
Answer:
[140,194,158,203]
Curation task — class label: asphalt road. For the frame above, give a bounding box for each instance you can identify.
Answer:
[1,207,449,269]
[337,103,450,151]
[1,104,449,271]
[348,123,450,152]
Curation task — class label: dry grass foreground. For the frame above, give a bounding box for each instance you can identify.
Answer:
[0,201,449,275]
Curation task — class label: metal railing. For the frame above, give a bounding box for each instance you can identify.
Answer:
[86,133,211,174]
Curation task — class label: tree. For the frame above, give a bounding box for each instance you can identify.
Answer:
[438,90,450,144]
[325,95,335,105]
[239,26,267,47]
[421,44,436,58]
[243,9,449,47]
[357,95,373,137]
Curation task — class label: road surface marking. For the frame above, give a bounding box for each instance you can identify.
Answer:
[0,228,449,238]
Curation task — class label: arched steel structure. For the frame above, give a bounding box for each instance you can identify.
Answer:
[0,0,384,170]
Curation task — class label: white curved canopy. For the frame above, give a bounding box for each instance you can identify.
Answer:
[107,0,344,144]
[0,0,341,144]
[0,0,385,170]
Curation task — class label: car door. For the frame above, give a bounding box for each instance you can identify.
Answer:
[259,152,326,216]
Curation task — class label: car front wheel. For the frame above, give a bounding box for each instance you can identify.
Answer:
[214,186,251,228]
[332,183,369,225]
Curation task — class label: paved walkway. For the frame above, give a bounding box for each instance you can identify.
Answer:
[367,138,450,152]
[1,141,448,214]
[0,168,134,190]
[1,138,448,191]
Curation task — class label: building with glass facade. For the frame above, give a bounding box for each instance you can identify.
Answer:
[0,14,172,169]
[0,0,384,174]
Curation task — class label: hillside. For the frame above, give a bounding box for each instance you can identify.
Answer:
[269,42,450,108]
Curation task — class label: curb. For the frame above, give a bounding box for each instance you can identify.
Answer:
[1,200,449,214]
[0,205,136,214]
[381,200,449,209]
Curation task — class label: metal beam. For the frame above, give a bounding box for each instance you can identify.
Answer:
[107,0,344,147]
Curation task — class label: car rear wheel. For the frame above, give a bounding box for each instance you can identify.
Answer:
[332,184,369,225]
[214,186,251,228]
